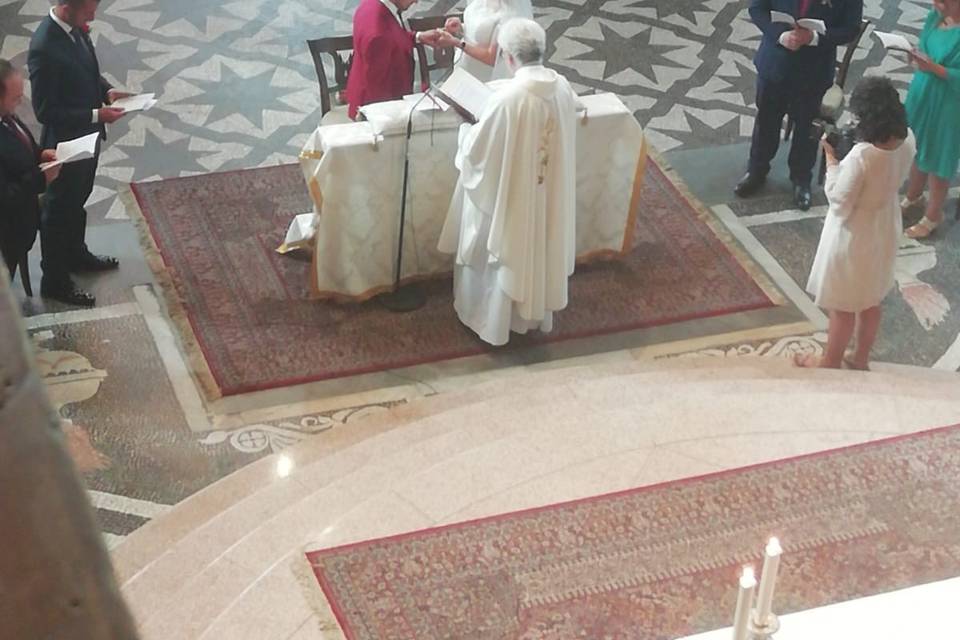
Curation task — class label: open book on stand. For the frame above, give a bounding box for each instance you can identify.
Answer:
[433,67,492,125]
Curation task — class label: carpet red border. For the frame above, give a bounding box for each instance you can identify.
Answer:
[130,180,233,393]
[307,421,960,556]
[306,420,960,638]
[131,161,778,397]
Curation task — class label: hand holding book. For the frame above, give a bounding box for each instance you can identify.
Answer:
[909,49,947,77]
[770,11,826,34]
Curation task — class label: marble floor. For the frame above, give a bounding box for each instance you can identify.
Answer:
[112,357,960,639]
[1,0,959,621]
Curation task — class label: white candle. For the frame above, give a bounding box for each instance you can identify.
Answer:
[753,537,782,627]
[732,566,756,640]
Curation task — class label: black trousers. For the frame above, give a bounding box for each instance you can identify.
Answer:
[748,75,829,187]
[40,152,98,283]
[2,234,22,278]
[1,208,39,280]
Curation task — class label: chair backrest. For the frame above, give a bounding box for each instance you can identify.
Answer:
[836,19,871,89]
[408,14,464,91]
[306,36,354,116]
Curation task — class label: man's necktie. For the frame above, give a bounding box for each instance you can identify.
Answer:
[798,0,813,17]
[71,28,95,65]
[2,116,33,155]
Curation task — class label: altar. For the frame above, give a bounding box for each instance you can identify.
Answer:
[282,91,647,301]
[678,577,960,640]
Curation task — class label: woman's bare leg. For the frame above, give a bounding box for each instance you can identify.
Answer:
[848,305,881,370]
[924,173,950,224]
[905,162,927,202]
[795,310,854,369]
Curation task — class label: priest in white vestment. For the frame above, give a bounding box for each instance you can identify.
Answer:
[438,18,578,346]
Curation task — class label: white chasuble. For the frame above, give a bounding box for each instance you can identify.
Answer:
[438,65,578,346]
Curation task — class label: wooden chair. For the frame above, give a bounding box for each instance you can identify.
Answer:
[817,18,872,184]
[835,19,872,88]
[408,14,464,91]
[783,18,872,167]
[306,36,354,123]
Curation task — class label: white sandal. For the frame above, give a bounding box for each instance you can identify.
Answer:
[905,215,942,239]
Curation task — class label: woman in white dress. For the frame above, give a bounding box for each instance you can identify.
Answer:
[436,0,534,82]
[798,77,916,370]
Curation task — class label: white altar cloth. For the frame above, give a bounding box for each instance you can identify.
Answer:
[285,91,646,301]
[678,576,960,640]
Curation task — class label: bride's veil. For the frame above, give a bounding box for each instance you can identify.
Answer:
[478,0,536,79]
[503,0,534,18]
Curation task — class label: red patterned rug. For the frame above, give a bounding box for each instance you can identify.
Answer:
[307,424,960,639]
[130,159,777,397]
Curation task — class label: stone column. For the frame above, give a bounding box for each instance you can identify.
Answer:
[0,267,140,639]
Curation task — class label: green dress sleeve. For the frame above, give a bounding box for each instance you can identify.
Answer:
[937,31,960,91]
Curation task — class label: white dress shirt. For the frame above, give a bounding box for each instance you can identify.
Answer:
[376,0,428,43]
[377,0,405,27]
[49,7,100,124]
[2,115,30,142]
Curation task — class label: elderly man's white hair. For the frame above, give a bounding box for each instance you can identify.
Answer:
[497,18,546,66]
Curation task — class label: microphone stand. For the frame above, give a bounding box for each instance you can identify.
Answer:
[377,59,457,313]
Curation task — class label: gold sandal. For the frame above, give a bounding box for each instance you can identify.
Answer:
[905,215,942,239]
[900,194,926,211]
[842,355,869,371]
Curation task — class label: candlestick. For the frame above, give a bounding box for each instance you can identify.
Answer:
[732,566,756,640]
[753,537,782,628]
[747,612,780,639]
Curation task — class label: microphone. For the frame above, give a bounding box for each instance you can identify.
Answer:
[405,59,458,137]
[378,46,459,313]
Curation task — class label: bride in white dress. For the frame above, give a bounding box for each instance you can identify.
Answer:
[438,0,534,82]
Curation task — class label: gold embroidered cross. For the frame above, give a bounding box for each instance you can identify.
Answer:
[537,117,556,185]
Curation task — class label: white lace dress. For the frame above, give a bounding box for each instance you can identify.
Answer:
[806,133,916,312]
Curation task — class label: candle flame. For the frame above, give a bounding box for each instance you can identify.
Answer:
[740,565,756,587]
[766,537,782,555]
[276,454,294,478]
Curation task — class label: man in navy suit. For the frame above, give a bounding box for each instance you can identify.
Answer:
[28,0,129,306]
[735,0,862,210]
[0,60,60,283]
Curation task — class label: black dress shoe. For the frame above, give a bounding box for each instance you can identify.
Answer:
[40,278,96,307]
[71,253,120,272]
[734,172,766,198]
[793,183,812,211]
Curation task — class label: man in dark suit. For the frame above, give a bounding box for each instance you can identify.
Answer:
[735,0,863,210]
[28,0,128,306]
[0,60,60,282]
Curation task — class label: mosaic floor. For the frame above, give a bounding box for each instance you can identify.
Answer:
[1,0,957,550]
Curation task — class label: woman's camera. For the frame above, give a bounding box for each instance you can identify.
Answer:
[810,118,858,160]
[808,83,858,160]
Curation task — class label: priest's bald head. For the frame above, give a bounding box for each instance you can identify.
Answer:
[497,18,546,73]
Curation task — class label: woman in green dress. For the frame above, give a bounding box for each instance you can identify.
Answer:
[902,0,960,239]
